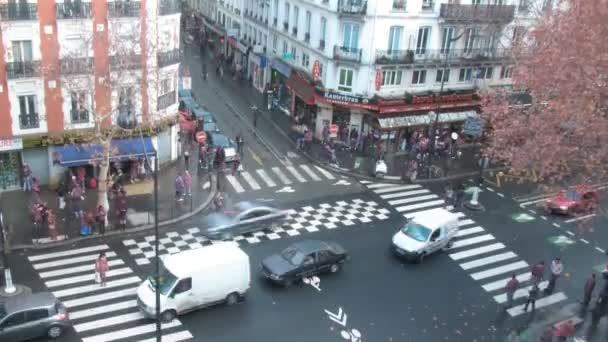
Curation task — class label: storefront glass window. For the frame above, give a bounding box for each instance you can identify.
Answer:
[0,152,21,190]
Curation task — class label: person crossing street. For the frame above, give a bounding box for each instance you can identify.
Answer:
[582,273,596,308]
[545,257,563,294]
[523,285,540,312]
[531,261,545,285]
[505,274,519,309]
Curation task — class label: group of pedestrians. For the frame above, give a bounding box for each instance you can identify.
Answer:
[502,258,565,312]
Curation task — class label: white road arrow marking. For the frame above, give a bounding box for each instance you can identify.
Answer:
[302,276,321,291]
[333,180,351,186]
[276,186,295,193]
[324,307,347,327]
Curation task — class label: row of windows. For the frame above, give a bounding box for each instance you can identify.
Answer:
[380,66,512,87]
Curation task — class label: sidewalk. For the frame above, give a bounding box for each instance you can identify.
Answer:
[195,49,488,183]
[0,154,214,249]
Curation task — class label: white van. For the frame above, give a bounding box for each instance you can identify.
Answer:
[392,208,459,263]
[137,242,250,322]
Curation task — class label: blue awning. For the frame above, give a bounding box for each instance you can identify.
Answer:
[57,137,157,167]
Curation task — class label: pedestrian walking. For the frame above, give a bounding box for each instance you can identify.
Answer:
[47,209,57,241]
[175,172,185,201]
[70,184,84,218]
[115,189,128,230]
[531,261,545,285]
[232,153,241,176]
[95,252,109,287]
[505,274,519,309]
[80,210,94,236]
[183,149,190,169]
[523,285,540,312]
[252,106,258,129]
[545,257,563,294]
[22,163,32,191]
[443,182,454,207]
[236,133,244,154]
[96,205,106,235]
[184,170,193,197]
[582,273,596,308]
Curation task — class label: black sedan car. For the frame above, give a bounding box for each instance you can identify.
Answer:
[261,240,349,287]
[203,202,288,240]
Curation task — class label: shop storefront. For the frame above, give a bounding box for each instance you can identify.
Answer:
[203,18,227,55]
[269,58,292,116]
[249,52,268,92]
[286,70,316,126]
[0,138,23,191]
[313,90,376,142]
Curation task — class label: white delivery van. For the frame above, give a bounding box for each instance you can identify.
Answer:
[137,242,250,322]
[392,208,459,263]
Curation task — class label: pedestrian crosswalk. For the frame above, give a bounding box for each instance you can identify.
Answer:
[225,164,336,193]
[362,181,568,317]
[27,244,193,342]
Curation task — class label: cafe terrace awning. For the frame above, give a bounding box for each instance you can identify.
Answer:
[378,111,478,129]
[56,137,157,167]
[286,70,316,105]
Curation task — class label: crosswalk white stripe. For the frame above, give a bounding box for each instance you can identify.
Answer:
[39,259,124,279]
[69,300,137,320]
[136,330,194,342]
[507,292,567,317]
[286,166,306,182]
[256,169,276,187]
[396,200,445,213]
[314,165,335,179]
[450,234,495,249]
[272,167,292,184]
[373,184,422,194]
[458,218,476,226]
[45,267,133,288]
[32,252,118,270]
[388,194,439,206]
[494,281,549,304]
[241,171,261,190]
[471,261,529,281]
[453,212,466,218]
[74,311,145,332]
[225,174,245,193]
[299,164,321,181]
[63,287,137,308]
[366,183,395,189]
[455,226,485,237]
[81,320,182,342]
[28,245,109,262]
[449,243,506,261]
[459,252,518,270]
[380,189,430,199]
[359,180,372,184]
[53,276,141,298]
[482,272,532,292]
[404,206,453,219]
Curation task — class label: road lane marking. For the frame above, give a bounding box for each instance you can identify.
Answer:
[519,198,549,207]
[241,171,261,190]
[247,146,263,167]
[379,189,429,199]
[449,243,506,261]
[507,292,567,317]
[459,252,518,271]
[314,165,335,179]
[63,288,137,308]
[28,244,109,262]
[497,193,505,197]
[494,281,549,303]
[69,300,137,320]
[225,174,245,193]
[455,226,485,237]
[396,200,445,213]
[272,167,292,185]
[39,259,124,279]
[482,272,532,292]
[136,331,194,342]
[366,183,394,189]
[45,267,132,288]
[299,164,321,181]
[595,247,606,254]
[53,277,141,299]
[565,213,595,223]
[74,311,145,332]
[81,320,182,342]
[540,215,548,220]
[256,169,277,187]
[404,206,454,219]
[471,261,529,281]
[388,194,439,206]
[565,230,575,236]
[373,184,422,194]
[32,252,118,270]
[450,234,496,249]
[286,166,306,182]
[580,239,589,244]
[552,223,561,228]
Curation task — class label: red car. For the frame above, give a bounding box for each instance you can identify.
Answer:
[545,186,599,215]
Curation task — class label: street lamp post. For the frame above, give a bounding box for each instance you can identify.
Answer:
[117,110,161,341]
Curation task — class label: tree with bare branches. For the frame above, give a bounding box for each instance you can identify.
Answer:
[481,0,608,184]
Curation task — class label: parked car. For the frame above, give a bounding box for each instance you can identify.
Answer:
[0,292,71,341]
[392,208,459,263]
[545,186,599,215]
[207,132,237,162]
[261,240,349,287]
[137,243,250,322]
[203,202,288,240]
[193,109,219,133]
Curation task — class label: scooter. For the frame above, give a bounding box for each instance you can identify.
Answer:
[374,159,387,178]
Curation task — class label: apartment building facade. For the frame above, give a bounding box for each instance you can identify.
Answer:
[188,0,537,150]
[0,0,181,189]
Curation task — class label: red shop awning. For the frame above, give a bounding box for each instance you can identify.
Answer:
[378,99,481,114]
[286,71,316,105]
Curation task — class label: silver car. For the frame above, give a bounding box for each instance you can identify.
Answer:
[204,202,288,240]
[0,292,71,341]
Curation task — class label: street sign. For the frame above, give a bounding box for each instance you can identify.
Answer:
[312,60,321,82]
[195,131,207,143]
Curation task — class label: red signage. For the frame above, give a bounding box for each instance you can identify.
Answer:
[330,124,338,134]
[195,131,207,143]
[312,61,321,82]
[411,93,474,105]
[375,70,383,91]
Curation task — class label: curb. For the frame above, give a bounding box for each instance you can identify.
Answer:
[7,174,218,252]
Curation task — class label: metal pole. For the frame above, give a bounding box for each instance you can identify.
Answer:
[154,156,161,341]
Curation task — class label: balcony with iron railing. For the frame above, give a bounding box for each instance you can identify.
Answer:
[333,45,362,63]
[439,4,515,24]
[375,49,414,65]
[6,61,40,79]
[19,114,39,129]
[60,57,94,75]
[0,2,37,20]
[108,1,141,17]
[158,91,176,110]
[377,47,511,65]
[56,2,92,19]
[159,0,181,15]
[337,0,367,17]
[157,49,181,67]
[110,54,142,70]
